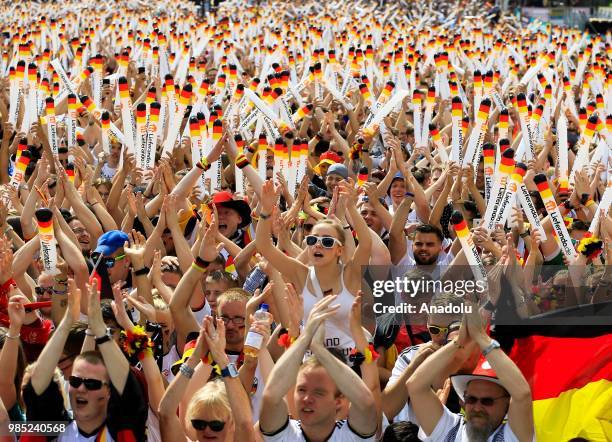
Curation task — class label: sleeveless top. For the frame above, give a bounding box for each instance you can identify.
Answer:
[302,266,355,362]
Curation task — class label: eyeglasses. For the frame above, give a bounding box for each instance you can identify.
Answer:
[428,325,450,335]
[35,286,53,296]
[72,228,88,236]
[103,254,126,269]
[302,224,314,232]
[191,419,225,432]
[220,316,245,325]
[68,376,108,391]
[464,394,509,407]
[305,235,342,248]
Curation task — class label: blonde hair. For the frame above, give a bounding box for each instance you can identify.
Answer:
[187,379,232,423]
[152,289,169,311]
[314,219,344,244]
[217,288,250,312]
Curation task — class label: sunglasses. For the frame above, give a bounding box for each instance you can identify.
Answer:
[191,419,225,432]
[35,286,53,296]
[428,325,450,335]
[305,235,342,248]
[103,254,126,269]
[69,376,108,391]
[464,394,509,407]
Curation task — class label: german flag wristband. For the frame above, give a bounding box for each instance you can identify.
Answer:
[236,154,250,169]
[197,157,211,171]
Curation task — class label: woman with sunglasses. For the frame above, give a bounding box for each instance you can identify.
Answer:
[159,316,256,442]
[256,179,372,360]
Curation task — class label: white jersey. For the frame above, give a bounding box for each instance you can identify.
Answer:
[58,421,115,442]
[424,406,523,442]
[302,266,355,361]
[161,344,180,383]
[262,419,375,442]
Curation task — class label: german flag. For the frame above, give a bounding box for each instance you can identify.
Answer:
[495,317,612,442]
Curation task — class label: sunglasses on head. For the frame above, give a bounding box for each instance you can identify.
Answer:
[464,394,509,407]
[191,419,225,432]
[35,286,53,296]
[69,376,107,391]
[305,235,342,248]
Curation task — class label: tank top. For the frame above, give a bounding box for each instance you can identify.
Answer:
[302,266,355,362]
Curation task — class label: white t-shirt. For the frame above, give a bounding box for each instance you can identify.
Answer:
[58,421,115,442]
[262,418,375,442]
[100,163,118,180]
[161,344,180,383]
[424,405,521,442]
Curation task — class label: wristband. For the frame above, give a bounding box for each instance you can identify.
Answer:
[520,231,530,238]
[179,363,195,379]
[192,262,206,273]
[197,157,211,171]
[5,332,19,340]
[195,257,211,268]
[405,192,415,198]
[260,212,271,220]
[133,266,150,276]
[235,154,250,169]
[95,329,112,345]
[584,199,595,208]
[482,339,501,357]
[343,225,351,230]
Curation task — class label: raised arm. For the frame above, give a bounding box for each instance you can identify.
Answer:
[203,317,256,442]
[87,283,130,394]
[311,320,377,436]
[389,197,412,265]
[255,180,307,289]
[465,304,534,441]
[260,296,339,433]
[31,279,80,395]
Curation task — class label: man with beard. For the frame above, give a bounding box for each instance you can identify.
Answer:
[407,304,534,442]
[396,224,457,273]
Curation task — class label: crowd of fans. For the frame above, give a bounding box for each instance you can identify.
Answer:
[0,0,610,441]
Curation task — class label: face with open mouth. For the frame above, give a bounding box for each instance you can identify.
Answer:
[69,359,111,427]
[390,179,406,204]
[215,206,242,238]
[294,366,341,427]
[307,224,343,266]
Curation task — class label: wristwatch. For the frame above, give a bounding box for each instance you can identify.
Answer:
[220,362,239,378]
[482,339,501,357]
[95,328,113,346]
